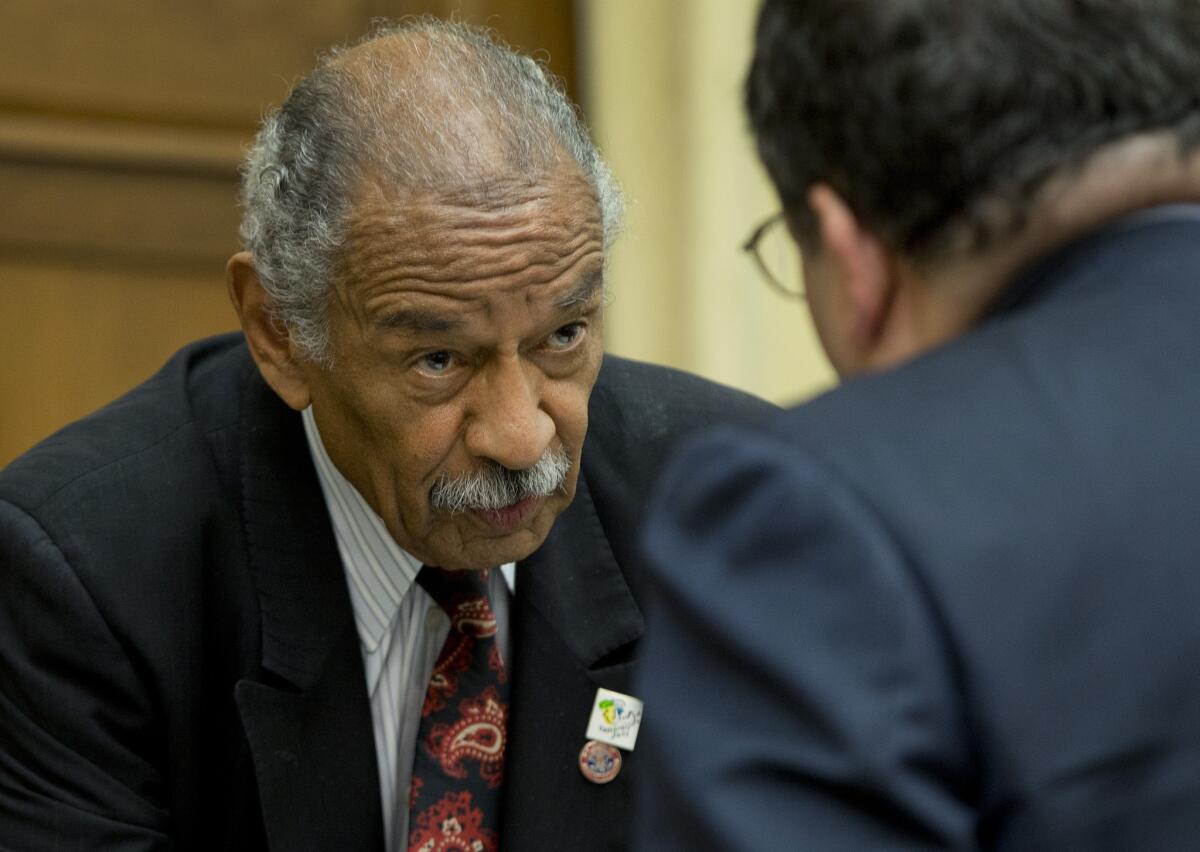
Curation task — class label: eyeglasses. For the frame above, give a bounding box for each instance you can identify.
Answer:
[742,213,805,299]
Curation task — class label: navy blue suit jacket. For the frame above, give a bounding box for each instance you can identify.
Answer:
[635,206,1200,850]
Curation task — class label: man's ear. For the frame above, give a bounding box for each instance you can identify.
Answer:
[808,184,894,348]
[226,251,313,411]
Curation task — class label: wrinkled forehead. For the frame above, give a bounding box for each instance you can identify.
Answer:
[358,163,598,225]
[333,168,604,302]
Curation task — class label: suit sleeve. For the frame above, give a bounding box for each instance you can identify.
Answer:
[633,429,978,851]
[0,500,172,851]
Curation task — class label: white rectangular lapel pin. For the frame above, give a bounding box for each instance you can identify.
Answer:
[585,688,644,751]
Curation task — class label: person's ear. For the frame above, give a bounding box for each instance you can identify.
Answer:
[808,184,894,348]
[226,251,313,411]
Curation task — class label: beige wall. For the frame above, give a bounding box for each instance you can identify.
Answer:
[581,0,834,406]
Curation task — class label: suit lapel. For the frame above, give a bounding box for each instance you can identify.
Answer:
[503,471,645,850]
[233,365,383,852]
[516,471,644,668]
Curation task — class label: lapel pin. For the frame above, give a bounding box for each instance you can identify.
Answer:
[578,688,644,784]
[578,740,622,784]
[585,687,644,751]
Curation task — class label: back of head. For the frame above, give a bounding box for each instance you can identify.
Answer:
[238,18,622,360]
[746,0,1200,260]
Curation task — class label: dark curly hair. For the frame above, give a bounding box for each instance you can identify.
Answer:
[746,0,1200,259]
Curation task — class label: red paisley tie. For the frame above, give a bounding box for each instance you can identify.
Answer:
[407,566,509,852]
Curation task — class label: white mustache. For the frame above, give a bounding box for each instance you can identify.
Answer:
[429,447,572,513]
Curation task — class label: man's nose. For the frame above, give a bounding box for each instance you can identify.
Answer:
[464,356,556,471]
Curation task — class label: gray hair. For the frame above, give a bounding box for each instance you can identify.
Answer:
[238,18,623,361]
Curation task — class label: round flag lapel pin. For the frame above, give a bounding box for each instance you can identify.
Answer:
[578,740,622,784]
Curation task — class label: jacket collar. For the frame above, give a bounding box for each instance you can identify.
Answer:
[237,363,353,691]
[234,359,385,851]
[517,465,644,670]
[992,203,1200,318]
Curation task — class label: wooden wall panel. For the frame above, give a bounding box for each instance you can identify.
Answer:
[0,1,374,127]
[0,157,240,266]
[396,0,578,98]
[0,261,236,460]
[0,0,578,466]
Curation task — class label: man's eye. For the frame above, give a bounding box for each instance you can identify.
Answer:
[546,322,585,351]
[417,351,454,374]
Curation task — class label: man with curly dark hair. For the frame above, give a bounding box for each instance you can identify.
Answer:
[637,1,1200,848]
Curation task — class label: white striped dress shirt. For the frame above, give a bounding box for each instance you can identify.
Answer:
[301,407,515,851]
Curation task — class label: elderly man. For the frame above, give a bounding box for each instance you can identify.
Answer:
[0,20,768,851]
[636,1,1200,849]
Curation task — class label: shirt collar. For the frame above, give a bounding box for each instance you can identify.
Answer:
[301,406,421,653]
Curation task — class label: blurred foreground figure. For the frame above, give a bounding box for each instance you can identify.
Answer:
[0,19,769,851]
[636,1,1200,849]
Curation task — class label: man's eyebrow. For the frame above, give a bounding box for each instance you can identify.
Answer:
[555,269,604,309]
[375,309,465,333]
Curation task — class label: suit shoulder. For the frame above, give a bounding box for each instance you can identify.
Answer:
[745,328,1013,470]
[0,333,248,518]
[591,355,776,445]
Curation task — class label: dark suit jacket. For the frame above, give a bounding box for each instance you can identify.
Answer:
[0,334,771,851]
[635,206,1200,850]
